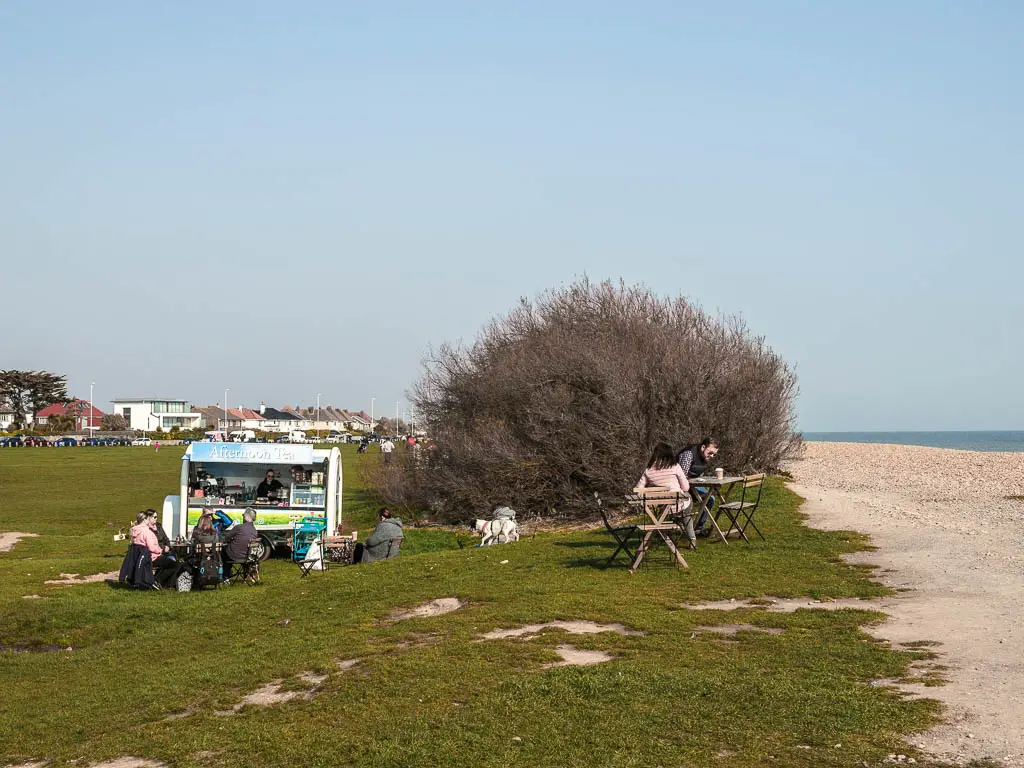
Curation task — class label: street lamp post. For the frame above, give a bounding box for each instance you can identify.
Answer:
[316,393,321,442]
[89,381,95,435]
[396,400,400,437]
[224,388,230,436]
[371,397,375,434]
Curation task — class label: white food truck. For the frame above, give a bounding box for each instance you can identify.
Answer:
[162,442,343,559]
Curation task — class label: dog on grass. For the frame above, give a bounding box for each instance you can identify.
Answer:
[473,517,520,546]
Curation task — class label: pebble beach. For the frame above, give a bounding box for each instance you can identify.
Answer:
[787,441,1024,766]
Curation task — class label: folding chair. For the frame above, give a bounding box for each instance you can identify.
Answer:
[716,473,767,542]
[593,492,641,569]
[297,539,325,577]
[293,516,327,576]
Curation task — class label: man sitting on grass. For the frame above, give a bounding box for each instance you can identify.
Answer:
[356,508,404,563]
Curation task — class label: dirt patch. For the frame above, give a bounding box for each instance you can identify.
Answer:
[478,620,643,641]
[0,528,39,552]
[389,597,463,621]
[543,644,613,668]
[789,442,1024,767]
[217,671,328,715]
[22,594,43,599]
[0,643,68,653]
[88,760,165,768]
[336,659,360,671]
[0,531,39,553]
[5,762,48,768]
[44,571,119,586]
[684,597,886,613]
[694,624,785,637]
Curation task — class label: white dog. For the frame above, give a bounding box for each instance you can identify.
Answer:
[474,517,520,546]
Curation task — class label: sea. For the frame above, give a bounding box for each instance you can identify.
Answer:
[802,431,1024,453]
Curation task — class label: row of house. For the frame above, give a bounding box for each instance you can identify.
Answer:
[192,402,374,433]
[108,398,374,434]
[3,396,377,435]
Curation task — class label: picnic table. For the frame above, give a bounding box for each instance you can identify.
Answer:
[688,475,744,543]
[625,488,693,571]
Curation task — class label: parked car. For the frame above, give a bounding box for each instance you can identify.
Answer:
[132,437,153,446]
[273,435,292,443]
[0,436,23,447]
[23,437,49,446]
[55,437,78,447]
[180,438,195,445]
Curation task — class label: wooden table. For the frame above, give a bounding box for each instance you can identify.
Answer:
[626,489,692,571]
[688,475,744,543]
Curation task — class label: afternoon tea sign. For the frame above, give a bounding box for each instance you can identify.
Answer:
[188,442,315,464]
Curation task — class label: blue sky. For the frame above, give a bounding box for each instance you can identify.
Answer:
[1,2,1021,430]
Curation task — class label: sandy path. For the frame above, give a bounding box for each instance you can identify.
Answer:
[788,442,1024,766]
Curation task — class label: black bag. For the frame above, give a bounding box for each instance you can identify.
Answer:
[119,544,155,589]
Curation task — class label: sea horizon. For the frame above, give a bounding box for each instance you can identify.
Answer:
[801,430,1024,453]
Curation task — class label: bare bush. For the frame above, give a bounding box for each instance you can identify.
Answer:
[372,279,800,522]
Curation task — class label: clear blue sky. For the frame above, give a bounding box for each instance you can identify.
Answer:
[1,2,1021,431]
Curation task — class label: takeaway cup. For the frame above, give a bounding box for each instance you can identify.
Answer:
[715,467,724,480]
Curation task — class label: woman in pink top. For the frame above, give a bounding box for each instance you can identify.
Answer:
[636,442,696,548]
[131,514,162,559]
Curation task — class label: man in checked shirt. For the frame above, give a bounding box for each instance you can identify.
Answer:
[677,437,720,536]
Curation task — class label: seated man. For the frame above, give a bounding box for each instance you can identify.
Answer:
[356,508,404,563]
[222,507,259,566]
[677,437,720,536]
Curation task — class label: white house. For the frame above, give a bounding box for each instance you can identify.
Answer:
[111,398,203,432]
[0,407,15,430]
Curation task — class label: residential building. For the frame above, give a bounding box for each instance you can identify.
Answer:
[228,407,266,431]
[0,407,15,430]
[192,406,226,430]
[35,400,105,431]
[348,411,371,432]
[282,407,313,431]
[259,404,301,434]
[111,398,203,432]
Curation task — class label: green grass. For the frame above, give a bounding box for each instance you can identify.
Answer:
[0,446,946,767]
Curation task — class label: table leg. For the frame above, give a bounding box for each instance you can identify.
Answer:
[658,529,689,568]
[630,530,656,572]
[698,489,729,545]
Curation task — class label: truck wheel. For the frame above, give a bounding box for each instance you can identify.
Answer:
[254,535,273,561]
[175,570,193,592]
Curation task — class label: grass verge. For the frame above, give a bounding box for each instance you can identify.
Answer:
[0,446,943,767]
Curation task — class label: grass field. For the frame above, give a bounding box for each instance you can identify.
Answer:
[0,446,945,767]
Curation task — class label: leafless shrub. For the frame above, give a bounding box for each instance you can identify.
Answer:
[372,279,800,522]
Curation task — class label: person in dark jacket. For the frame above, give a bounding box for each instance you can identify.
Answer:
[222,507,259,565]
[677,437,720,536]
[119,513,157,589]
[356,508,404,563]
[191,513,218,545]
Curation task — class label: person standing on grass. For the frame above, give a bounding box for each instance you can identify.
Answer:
[380,437,396,464]
[677,437,720,536]
[636,442,696,549]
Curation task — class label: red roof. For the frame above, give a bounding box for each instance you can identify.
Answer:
[36,400,104,427]
[227,407,264,421]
